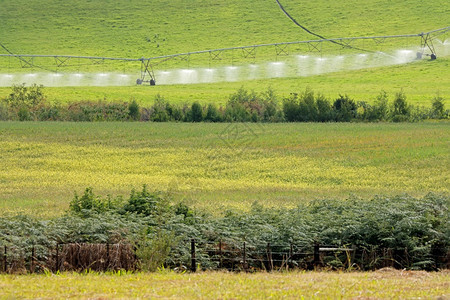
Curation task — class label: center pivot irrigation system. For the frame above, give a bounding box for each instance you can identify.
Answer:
[0,26,448,86]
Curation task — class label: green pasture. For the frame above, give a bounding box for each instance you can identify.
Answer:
[1,0,448,58]
[0,121,448,217]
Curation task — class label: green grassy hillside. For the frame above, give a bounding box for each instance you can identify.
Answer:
[0,0,448,104]
[1,0,448,57]
[1,57,448,106]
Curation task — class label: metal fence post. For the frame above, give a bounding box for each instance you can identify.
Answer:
[191,239,196,272]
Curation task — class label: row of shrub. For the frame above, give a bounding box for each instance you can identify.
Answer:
[0,84,448,122]
[1,187,448,271]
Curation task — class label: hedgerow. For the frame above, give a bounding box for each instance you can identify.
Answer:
[1,85,447,122]
[1,187,448,271]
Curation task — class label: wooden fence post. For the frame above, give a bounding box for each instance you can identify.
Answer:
[30,246,35,273]
[133,245,138,270]
[219,240,223,269]
[289,243,293,269]
[3,246,6,273]
[190,239,196,272]
[55,243,59,273]
[106,243,110,271]
[314,243,320,268]
[267,243,273,272]
[243,242,247,272]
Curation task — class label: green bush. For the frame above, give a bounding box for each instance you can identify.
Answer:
[431,95,446,119]
[17,106,32,121]
[316,94,332,122]
[69,187,121,215]
[128,99,140,121]
[135,230,177,271]
[261,87,279,122]
[333,95,357,122]
[0,102,10,120]
[391,91,409,120]
[37,104,62,121]
[298,88,318,122]
[204,103,222,122]
[373,90,389,121]
[190,101,204,122]
[282,93,300,122]
[5,83,45,110]
[150,95,170,122]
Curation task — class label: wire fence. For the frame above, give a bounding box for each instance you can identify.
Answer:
[1,240,448,274]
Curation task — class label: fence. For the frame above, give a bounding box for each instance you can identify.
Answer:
[1,240,448,273]
[190,240,449,272]
[1,243,137,273]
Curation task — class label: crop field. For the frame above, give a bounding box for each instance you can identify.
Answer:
[0,270,449,299]
[1,121,448,217]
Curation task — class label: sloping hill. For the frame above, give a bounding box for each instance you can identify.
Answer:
[0,0,448,57]
[0,0,448,104]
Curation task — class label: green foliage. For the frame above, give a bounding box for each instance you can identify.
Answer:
[333,95,357,122]
[150,95,170,122]
[17,106,32,121]
[0,86,446,122]
[431,95,447,119]
[2,84,46,121]
[374,90,390,121]
[135,230,177,272]
[204,103,222,122]
[282,93,300,122]
[69,187,122,216]
[122,185,170,218]
[261,87,279,122]
[392,91,409,121]
[2,191,449,271]
[66,101,129,121]
[298,88,318,122]
[190,101,204,122]
[0,102,10,120]
[36,104,62,121]
[316,94,333,122]
[224,88,255,122]
[4,84,45,110]
[128,99,140,121]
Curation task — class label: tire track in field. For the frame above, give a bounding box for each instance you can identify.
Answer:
[274,0,372,53]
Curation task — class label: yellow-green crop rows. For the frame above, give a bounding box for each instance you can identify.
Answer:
[0,270,448,299]
[1,121,448,217]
